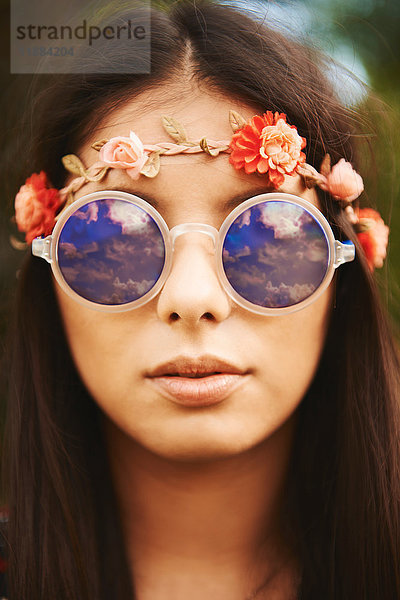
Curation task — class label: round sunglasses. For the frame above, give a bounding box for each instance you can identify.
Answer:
[32,190,355,315]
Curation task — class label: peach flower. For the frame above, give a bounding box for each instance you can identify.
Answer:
[14,172,62,243]
[229,111,306,188]
[356,208,389,271]
[320,158,364,202]
[99,131,149,180]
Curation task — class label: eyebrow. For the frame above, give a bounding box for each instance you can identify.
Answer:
[101,185,274,212]
[222,189,274,212]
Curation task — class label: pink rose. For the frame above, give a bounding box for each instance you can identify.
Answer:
[99,131,149,180]
[321,158,364,202]
[14,172,62,243]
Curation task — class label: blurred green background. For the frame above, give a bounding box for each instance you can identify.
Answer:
[1,0,399,338]
[235,0,400,329]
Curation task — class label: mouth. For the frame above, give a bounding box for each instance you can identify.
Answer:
[162,371,225,378]
[146,356,249,407]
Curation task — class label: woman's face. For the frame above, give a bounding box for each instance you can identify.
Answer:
[55,85,333,461]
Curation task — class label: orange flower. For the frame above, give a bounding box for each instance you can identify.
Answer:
[229,112,306,188]
[356,208,389,271]
[14,172,62,243]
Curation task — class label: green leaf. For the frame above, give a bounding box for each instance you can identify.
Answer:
[140,152,161,178]
[85,166,109,182]
[199,138,219,157]
[61,154,86,176]
[91,139,108,151]
[229,110,246,132]
[161,116,188,143]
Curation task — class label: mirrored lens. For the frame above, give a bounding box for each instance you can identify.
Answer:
[58,198,165,305]
[222,201,330,308]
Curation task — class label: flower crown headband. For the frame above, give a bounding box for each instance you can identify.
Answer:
[14,110,388,271]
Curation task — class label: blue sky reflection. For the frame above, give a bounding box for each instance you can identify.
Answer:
[58,199,165,304]
[222,202,329,308]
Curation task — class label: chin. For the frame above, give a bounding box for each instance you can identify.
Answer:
[144,442,255,463]
[103,403,298,464]
[133,423,274,463]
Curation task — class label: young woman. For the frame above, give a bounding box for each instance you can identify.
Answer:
[2,1,399,599]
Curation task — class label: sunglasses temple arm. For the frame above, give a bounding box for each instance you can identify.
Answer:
[32,235,53,264]
[334,240,355,269]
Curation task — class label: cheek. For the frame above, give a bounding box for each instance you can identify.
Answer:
[255,285,333,406]
[54,283,142,403]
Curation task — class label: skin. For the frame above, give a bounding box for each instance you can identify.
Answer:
[55,81,333,599]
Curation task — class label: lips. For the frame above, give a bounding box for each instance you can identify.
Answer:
[146,356,249,407]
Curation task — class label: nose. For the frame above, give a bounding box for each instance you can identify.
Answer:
[156,229,232,326]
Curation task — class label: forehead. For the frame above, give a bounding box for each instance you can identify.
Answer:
[76,84,318,216]
[84,84,256,151]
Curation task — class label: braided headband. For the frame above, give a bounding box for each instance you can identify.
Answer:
[14,110,388,271]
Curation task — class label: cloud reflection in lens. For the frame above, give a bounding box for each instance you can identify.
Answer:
[58,198,165,305]
[222,201,329,308]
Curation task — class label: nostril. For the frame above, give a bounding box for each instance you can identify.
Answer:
[168,311,215,323]
[203,312,214,321]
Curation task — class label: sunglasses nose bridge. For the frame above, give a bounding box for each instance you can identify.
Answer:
[169,223,219,250]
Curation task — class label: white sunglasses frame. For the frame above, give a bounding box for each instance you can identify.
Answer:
[32,190,355,316]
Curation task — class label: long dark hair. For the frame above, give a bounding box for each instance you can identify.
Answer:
[2,1,400,598]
